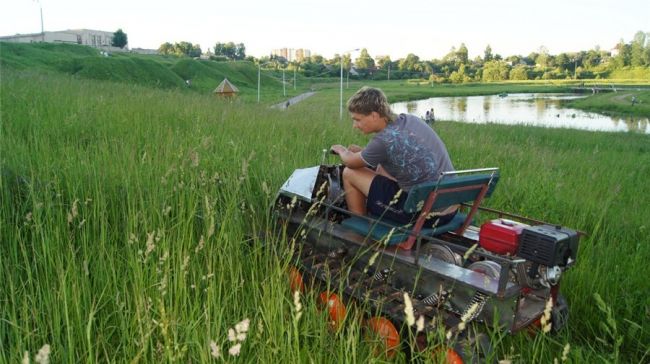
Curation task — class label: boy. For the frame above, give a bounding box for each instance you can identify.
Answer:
[331,87,456,227]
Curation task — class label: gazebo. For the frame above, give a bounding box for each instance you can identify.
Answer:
[213,78,239,98]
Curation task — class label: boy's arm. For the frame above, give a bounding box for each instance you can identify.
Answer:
[330,145,366,168]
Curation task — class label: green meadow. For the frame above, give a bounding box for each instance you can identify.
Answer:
[1,44,650,363]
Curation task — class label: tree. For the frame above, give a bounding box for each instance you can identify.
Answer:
[482,60,510,81]
[484,45,493,62]
[157,41,201,57]
[449,64,470,83]
[457,43,469,64]
[158,42,174,55]
[355,48,375,70]
[613,40,631,67]
[631,31,648,66]
[376,55,392,70]
[509,65,529,80]
[235,43,246,60]
[536,46,550,67]
[112,29,128,48]
[214,42,246,60]
[443,46,457,63]
[175,41,194,57]
[555,53,571,71]
[188,44,202,58]
[398,53,420,71]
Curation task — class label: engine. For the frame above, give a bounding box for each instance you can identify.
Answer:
[478,219,579,289]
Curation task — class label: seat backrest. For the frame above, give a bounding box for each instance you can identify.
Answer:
[403,173,499,214]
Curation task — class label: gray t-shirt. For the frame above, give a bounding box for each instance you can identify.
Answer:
[361,113,454,191]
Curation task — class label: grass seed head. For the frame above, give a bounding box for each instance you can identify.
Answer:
[209,341,221,358]
[228,343,242,356]
[416,315,425,333]
[403,292,415,326]
[561,343,570,362]
[195,235,205,254]
[34,344,51,364]
[463,243,478,260]
[541,297,554,334]
[145,231,156,258]
[293,291,303,322]
[389,189,403,206]
[235,318,250,333]
[67,199,79,225]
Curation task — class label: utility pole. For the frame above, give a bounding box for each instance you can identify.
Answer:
[283,69,286,96]
[257,64,261,103]
[294,68,296,90]
[39,1,45,41]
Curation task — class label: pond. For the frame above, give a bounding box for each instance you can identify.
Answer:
[390,93,649,134]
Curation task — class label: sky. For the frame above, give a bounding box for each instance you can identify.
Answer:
[1,0,648,60]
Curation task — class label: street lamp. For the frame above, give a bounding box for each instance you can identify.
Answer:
[257,61,273,103]
[340,48,359,120]
[34,0,45,41]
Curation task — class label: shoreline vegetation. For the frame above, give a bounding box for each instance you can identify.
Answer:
[2,44,650,363]
[2,41,649,118]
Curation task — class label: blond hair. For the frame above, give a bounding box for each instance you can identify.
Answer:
[347,87,396,122]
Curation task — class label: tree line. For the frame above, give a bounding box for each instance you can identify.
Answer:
[156,41,246,60]
[150,30,649,81]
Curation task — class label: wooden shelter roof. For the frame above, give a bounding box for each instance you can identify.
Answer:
[213,78,239,94]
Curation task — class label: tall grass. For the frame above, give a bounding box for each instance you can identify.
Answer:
[2,69,649,363]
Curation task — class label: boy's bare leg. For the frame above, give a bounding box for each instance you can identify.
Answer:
[342,167,376,215]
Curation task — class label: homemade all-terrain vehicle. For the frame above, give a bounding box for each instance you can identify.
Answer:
[272,160,581,362]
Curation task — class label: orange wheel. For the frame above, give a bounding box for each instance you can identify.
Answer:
[318,292,346,330]
[432,346,464,364]
[289,267,305,293]
[364,316,400,358]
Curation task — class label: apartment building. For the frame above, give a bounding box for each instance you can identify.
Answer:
[0,29,122,49]
[271,48,311,62]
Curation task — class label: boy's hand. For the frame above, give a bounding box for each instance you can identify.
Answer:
[347,144,363,153]
[330,145,346,155]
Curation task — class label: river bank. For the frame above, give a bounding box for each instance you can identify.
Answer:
[564,89,650,117]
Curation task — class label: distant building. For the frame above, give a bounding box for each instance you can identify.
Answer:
[200,50,214,60]
[131,47,158,55]
[0,29,124,50]
[271,48,311,62]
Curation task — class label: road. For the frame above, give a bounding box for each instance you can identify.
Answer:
[271,92,317,109]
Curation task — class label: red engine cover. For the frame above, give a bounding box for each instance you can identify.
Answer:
[479,219,529,255]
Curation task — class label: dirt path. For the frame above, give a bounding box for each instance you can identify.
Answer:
[271,91,317,109]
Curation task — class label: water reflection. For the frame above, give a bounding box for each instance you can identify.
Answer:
[391,93,649,134]
[483,97,491,118]
[406,101,418,113]
[457,98,467,115]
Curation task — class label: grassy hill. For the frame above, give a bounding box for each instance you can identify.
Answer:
[0,42,302,102]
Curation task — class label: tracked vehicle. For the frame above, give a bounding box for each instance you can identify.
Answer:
[273,162,581,361]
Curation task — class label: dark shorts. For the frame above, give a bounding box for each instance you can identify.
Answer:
[367,175,456,228]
